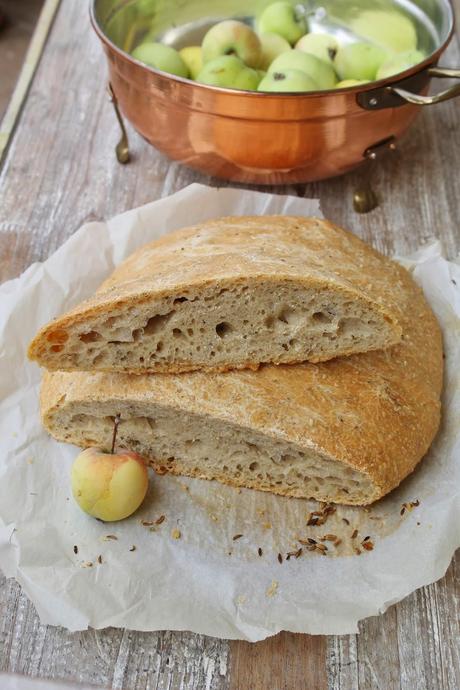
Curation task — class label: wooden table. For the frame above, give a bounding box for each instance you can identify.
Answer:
[1,1,459,688]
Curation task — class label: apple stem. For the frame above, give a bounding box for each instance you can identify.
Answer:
[111,414,121,454]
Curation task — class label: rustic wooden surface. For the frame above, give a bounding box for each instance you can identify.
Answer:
[0,1,459,688]
[0,0,44,117]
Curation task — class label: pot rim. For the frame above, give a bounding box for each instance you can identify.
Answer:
[89,0,455,98]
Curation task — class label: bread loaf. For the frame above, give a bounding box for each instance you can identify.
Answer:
[40,255,442,506]
[29,217,403,374]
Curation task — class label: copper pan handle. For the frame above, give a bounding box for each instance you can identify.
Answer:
[389,67,460,106]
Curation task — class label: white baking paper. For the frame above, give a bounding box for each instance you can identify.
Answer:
[0,184,459,640]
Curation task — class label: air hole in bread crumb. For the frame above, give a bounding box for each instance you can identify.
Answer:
[47,330,69,344]
[103,316,118,329]
[80,331,102,343]
[185,439,201,448]
[173,296,188,305]
[92,352,107,365]
[312,311,333,324]
[173,328,186,340]
[156,341,164,353]
[215,322,233,338]
[144,312,173,336]
[132,328,143,342]
[187,328,194,336]
[249,462,259,471]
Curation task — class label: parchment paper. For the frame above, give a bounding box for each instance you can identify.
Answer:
[0,184,459,640]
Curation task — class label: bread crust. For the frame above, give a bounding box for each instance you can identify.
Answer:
[40,251,443,505]
[29,216,403,372]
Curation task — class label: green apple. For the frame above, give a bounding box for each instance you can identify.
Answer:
[296,33,339,65]
[258,69,318,92]
[350,10,418,54]
[179,46,203,80]
[131,42,189,78]
[201,20,262,68]
[257,32,291,71]
[196,55,262,90]
[134,0,155,17]
[257,1,308,46]
[376,50,425,80]
[335,79,368,88]
[334,43,388,82]
[268,49,337,89]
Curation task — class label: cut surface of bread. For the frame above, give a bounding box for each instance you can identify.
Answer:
[41,259,443,506]
[29,217,403,374]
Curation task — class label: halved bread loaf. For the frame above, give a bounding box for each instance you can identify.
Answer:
[41,258,443,506]
[29,217,403,374]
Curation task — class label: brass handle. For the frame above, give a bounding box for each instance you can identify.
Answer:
[390,66,460,106]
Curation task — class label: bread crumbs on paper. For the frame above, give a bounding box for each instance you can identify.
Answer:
[266,581,278,598]
[400,499,420,516]
[172,529,181,540]
[102,534,118,541]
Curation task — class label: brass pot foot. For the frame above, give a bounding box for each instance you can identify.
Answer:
[353,137,397,214]
[108,83,130,165]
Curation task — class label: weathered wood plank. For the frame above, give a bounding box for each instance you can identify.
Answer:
[328,555,460,690]
[0,0,61,161]
[0,578,230,690]
[0,0,459,688]
[229,632,328,690]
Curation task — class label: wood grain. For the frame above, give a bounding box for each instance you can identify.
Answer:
[0,0,459,688]
[0,0,44,117]
[230,633,327,690]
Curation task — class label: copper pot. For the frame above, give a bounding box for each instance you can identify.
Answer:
[91,0,459,185]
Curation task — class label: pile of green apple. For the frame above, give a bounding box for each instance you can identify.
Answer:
[131,1,426,92]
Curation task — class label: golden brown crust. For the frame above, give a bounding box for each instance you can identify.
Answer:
[40,251,443,504]
[29,216,403,370]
